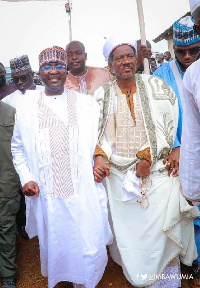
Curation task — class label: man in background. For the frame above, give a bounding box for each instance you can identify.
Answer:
[164,51,173,61]
[0,62,16,100]
[2,55,44,240]
[155,53,164,67]
[65,40,112,95]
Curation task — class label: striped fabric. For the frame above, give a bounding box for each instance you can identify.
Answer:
[38,92,78,198]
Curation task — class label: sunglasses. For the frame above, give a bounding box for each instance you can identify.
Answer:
[193,23,200,36]
[174,47,200,56]
[12,73,30,84]
[40,64,67,71]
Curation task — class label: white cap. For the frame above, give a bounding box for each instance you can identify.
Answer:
[103,34,136,62]
[189,0,200,14]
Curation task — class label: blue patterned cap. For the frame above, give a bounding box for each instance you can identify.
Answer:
[173,16,200,46]
[10,55,31,74]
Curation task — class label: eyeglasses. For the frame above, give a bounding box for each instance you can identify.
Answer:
[40,64,67,71]
[193,23,200,36]
[11,74,30,84]
[174,47,200,56]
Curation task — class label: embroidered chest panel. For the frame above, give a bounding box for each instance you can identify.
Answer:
[38,93,79,198]
[105,87,147,158]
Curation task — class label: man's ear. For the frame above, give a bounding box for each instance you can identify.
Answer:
[85,53,87,60]
[108,61,113,71]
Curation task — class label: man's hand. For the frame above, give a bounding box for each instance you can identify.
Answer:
[136,159,151,178]
[136,45,152,72]
[93,155,110,183]
[23,181,40,197]
[163,147,180,177]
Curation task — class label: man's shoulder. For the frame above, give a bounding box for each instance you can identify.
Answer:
[0,100,16,114]
[87,66,111,77]
[153,62,170,77]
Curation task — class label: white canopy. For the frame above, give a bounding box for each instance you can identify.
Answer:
[1,0,57,1]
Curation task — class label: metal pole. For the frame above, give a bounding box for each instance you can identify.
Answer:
[69,12,72,42]
[65,1,72,42]
[136,0,150,74]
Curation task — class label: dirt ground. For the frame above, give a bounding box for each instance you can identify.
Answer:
[14,236,191,288]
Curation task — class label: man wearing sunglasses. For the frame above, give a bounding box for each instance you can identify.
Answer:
[2,55,44,107]
[11,46,112,288]
[154,15,200,177]
[154,14,200,288]
[2,55,44,242]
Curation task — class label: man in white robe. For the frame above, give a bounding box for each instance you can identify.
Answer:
[93,35,199,288]
[11,46,112,288]
[179,0,200,204]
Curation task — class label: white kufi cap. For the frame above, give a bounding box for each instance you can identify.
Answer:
[103,34,136,61]
[189,0,200,14]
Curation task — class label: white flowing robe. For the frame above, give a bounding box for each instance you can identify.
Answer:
[11,89,112,288]
[179,58,200,203]
[94,74,199,287]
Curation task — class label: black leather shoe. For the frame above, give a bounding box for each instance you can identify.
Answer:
[17,226,29,240]
[1,276,16,288]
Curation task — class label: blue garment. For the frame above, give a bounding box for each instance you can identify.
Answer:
[154,61,183,147]
[154,60,200,263]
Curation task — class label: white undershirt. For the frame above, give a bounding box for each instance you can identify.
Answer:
[43,92,68,125]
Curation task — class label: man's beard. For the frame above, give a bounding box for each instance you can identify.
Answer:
[0,75,6,88]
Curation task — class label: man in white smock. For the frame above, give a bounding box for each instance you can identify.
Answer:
[11,46,112,288]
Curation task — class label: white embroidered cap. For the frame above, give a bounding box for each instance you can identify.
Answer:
[189,0,200,14]
[103,34,136,62]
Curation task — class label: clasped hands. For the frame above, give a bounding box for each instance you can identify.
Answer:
[93,156,151,183]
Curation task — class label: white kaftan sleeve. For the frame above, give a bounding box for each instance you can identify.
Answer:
[179,70,200,202]
[11,113,34,187]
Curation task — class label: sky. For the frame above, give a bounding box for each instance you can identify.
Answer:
[0,0,190,70]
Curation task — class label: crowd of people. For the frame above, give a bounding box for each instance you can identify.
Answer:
[1,0,200,288]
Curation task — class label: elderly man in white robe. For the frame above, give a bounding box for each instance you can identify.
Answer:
[11,46,112,288]
[93,35,199,288]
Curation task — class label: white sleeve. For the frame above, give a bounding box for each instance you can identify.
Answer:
[11,113,34,187]
[179,71,200,201]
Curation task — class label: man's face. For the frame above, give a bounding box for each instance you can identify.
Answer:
[164,52,171,61]
[39,61,67,95]
[0,65,6,88]
[66,43,87,75]
[109,45,137,80]
[156,54,164,64]
[11,70,34,93]
[174,42,200,69]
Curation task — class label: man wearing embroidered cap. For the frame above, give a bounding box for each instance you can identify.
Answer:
[93,34,199,287]
[154,15,200,287]
[2,55,44,107]
[2,55,44,242]
[11,46,112,288]
[154,15,200,177]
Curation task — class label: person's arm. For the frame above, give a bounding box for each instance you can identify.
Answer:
[11,112,39,196]
[179,75,200,202]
